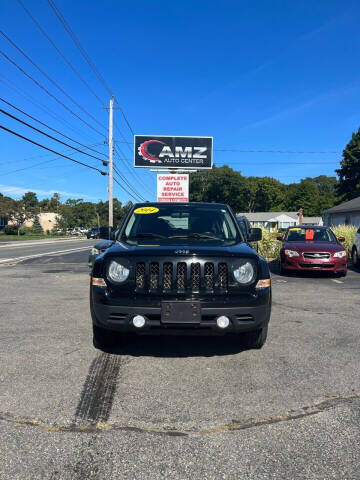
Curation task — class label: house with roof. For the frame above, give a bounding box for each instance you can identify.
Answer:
[323,196,360,227]
[237,212,323,231]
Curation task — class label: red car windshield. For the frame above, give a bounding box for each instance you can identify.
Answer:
[286,227,337,242]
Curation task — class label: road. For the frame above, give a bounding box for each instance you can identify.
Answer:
[0,249,359,479]
[0,238,95,264]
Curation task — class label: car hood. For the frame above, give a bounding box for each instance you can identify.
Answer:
[283,241,344,253]
[105,239,257,258]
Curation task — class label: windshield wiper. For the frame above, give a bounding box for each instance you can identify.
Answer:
[168,233,221,240]
[129,233,166,239]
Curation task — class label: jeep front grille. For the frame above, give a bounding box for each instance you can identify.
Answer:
[135,262,145,289]
[163,262,173,289]
[135,261,228,293]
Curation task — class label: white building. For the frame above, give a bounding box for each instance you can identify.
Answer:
[237,212,323,231]
[323,197,360,227]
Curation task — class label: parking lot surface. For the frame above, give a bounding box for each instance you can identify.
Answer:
[1,250,359,479]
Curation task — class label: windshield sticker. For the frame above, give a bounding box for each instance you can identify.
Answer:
[305,229,314,240]
[134,207,159,214]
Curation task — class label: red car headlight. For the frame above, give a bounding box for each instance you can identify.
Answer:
[284,249,300,257]
[333,251,347,258]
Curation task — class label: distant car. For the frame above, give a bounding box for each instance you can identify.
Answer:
[87,227,100,239]
[351,226,360,267]
[278,226,347,276]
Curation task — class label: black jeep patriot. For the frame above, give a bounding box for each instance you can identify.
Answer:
[90,202,271,349]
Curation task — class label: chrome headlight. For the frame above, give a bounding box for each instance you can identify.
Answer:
[233,261,255,285]
[334,250,346,258]
[108,260,130,283]
[284,249,299,257]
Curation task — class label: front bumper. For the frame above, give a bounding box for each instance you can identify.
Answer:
[91,287,271,335]
[281,255,347,272]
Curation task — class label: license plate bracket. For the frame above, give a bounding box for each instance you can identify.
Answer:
[161,301,201,324]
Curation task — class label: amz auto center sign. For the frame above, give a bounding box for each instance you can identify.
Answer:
[134,135,213,170]
[157,174,189,202]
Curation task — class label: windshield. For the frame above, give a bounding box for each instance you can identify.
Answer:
[122,204,240,242]
[285,227,337,242]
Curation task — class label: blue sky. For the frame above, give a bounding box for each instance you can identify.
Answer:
[1,0,360,203]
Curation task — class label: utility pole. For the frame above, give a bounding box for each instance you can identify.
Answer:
[108,96,114,228]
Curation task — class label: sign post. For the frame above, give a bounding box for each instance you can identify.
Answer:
[157,174,189,202]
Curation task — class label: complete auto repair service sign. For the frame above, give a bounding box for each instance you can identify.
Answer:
[157,174,189,202]
[134,135,213,170]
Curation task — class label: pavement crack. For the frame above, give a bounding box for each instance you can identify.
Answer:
[1,393,359,437]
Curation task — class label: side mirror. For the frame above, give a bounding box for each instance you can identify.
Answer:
[338,236,345,243]
[277,235,283,241]
[249,227,262,242]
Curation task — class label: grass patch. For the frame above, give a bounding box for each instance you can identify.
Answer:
[0,235,71,242]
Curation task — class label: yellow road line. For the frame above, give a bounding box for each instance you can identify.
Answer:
[331,279,344,284]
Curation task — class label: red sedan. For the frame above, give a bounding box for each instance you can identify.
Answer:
[279,226,347,277]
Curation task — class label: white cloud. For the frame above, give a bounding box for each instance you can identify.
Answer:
[0,184,99,200]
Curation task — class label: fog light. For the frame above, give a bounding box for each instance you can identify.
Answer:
[216,316,230,329]
[133,315,146,328]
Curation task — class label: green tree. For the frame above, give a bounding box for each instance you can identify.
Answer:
[336,129,360,200]
[48,193,61,212]
[22,191,39,210]
[32,215,44,234]
[253,177,286,212]
[302,175,339,212]
[189,165,250,211]
[286,180,320,216]
[7,201,35,235]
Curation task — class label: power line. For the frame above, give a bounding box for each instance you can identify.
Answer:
[1,108,108,164]
[217,161,338,166]
[0,125,107,174]
[0,97,107,158]
[0,30,107,133]
[113,176,141,203]
[0,143,102,176]
[113,163,146,202]
[214,148,340,154]
[116,140,341,155]
[46,0,135,136]
[114,144,154,197]
[16,0,104,105]
[46,0,113,97]
[1,158,58,176]
[0,50,106,138]
[0,73,101,143]
[0,143,103,167]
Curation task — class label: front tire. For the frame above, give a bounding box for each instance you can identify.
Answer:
[93,325,120,349]
[279,260,287,276]
[352,248,360,267]
[241,324,268,349]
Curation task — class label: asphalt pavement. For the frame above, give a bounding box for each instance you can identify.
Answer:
[0,238,95,264]
[0,249,359,479]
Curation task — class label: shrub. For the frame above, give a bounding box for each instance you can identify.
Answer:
[257,229,281,260]
[4,225,25,235]
[21,226,39,235]
[331,225,357,257]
